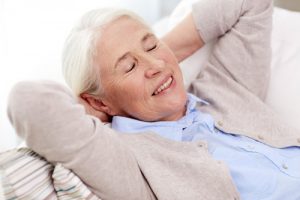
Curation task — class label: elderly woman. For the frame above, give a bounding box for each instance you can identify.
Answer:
[8,0,300,199]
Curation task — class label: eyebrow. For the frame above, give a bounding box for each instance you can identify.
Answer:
[114,33,155,69]
[142,33,155,43]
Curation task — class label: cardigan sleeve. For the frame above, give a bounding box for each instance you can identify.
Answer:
[192,0,273,100]
[7,81,153,200]
[191,0,244,43]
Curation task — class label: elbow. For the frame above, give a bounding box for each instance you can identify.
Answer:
[7,81,34,139]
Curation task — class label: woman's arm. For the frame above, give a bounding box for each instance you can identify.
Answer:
[162,13,204,62]
[162,0,246,63]
[163,0,273,99]
[7,81,152,200]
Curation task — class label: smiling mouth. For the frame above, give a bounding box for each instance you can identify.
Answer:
[152,76,173,96]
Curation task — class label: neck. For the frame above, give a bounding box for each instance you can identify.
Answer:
[161,105,186,121]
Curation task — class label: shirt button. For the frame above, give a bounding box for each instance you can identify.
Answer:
[258,135,264,140]
[247,145,255,150]
[197,142,207,149]
[282,164,288,170]
[217,121,223,127]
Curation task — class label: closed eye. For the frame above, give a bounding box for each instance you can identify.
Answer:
[147,44,157,52]
[126,63,136,73]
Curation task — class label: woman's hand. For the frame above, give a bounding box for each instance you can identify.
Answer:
[77,97,112,123]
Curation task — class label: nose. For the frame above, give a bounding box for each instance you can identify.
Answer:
[143,56,165,78]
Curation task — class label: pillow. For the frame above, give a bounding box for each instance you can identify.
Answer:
[52,164,101,200]
[0,148,57,199]
[167,0,300,130]
[265,8,300,130]
[0,148,101,200]
[0,174,5,199]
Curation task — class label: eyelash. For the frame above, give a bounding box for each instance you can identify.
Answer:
[126,62,135,73]
[125,43,157,73]
[147,44,157,52]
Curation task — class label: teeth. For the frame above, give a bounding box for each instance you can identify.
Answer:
[154,77,173,95]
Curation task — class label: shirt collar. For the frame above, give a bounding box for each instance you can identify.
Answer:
[111,93,209,141]
[186,93,209,114]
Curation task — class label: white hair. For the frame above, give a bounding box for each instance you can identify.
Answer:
[62,8,146,96]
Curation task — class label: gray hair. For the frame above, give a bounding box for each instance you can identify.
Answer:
[62,8,146,96]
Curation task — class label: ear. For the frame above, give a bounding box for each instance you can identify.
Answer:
[80,93,114,116]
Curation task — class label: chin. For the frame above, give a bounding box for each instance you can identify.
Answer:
[173,93,187,107]
[161,92,187,121]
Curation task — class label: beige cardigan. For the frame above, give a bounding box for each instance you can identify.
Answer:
[8,0,299,199]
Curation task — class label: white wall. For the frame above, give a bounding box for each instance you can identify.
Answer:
[0,0,180,152]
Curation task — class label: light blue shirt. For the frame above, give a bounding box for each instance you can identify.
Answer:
[112,94,300,200]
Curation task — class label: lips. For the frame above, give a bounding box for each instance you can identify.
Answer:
[152,76,173,96]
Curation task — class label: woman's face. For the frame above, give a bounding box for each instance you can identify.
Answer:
[95,16,187,121]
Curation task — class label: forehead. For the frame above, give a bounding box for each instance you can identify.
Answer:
[104,16,150,36]
[95,17,152,68]
[100,16,152,52]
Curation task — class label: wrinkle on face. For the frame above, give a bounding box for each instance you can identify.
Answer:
[94,16,187,121]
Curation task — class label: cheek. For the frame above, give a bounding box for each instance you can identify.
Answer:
[112,76,146,105]
[158,45,178,64]
[160,51,183,79]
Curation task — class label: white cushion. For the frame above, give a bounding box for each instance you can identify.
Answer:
[166,0,300,130]
[266,8,300,130]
